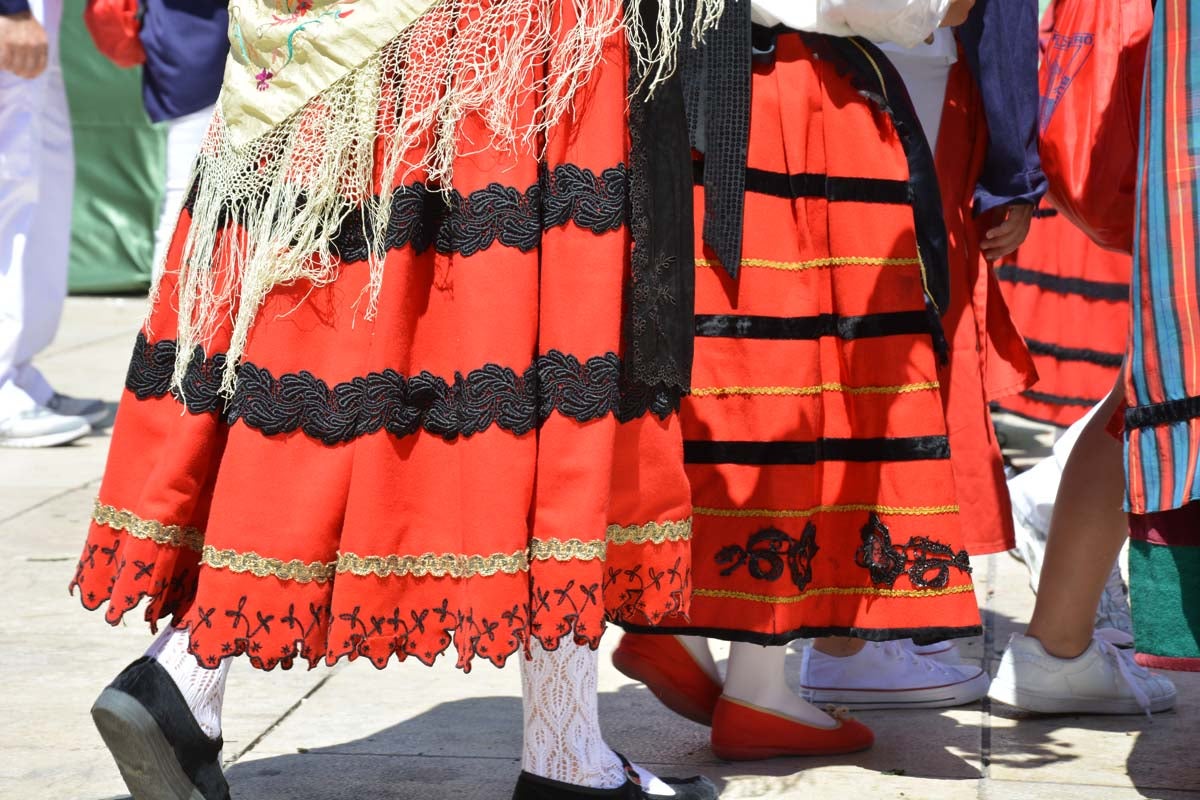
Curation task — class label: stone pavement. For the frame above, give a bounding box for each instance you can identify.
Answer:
[1,297,1198,800]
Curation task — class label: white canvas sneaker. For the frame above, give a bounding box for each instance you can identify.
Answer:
[46,393,109,427]
[1094,564,1135,647]
[0,406,91,448]
[988,633,1176,715]
[905,639,963,664]
[799,641,990,709]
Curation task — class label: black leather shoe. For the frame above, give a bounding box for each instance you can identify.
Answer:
[512,755,718,800]
[91,656,230,800]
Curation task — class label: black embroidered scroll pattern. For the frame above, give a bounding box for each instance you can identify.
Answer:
[326,163,627,263]
[855,513,971,589]
[124,334,681,446]
[716,524,819,591]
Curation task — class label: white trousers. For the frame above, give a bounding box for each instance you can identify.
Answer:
[152,106,212,278]
[0,0,72,418]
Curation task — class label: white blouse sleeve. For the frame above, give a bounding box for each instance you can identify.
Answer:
[749,0,953,48]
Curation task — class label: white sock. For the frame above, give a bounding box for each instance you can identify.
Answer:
[145,626,230,740]
[520,639,675,795]
[724,642,836,729]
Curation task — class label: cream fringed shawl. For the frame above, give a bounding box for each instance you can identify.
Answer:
[169,0,728,394]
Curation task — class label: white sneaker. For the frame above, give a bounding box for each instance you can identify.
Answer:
[46,393,109,427]
[799,641,990,710]
[988,633,1177,715]
[905,639,963,665]
[1094,563,1135,646]
[0,406,91,448]
[1011,505,1047,593]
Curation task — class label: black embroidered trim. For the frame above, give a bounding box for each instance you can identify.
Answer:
[1033,207,1059,219]
[184,164,628,264]
[854,513,971,589]
[694,311,931,341]
[694,161,911,205]
[617,621,984,646]
[1125,394,1200,430]
[995,264,1129,302]
[1019,389,1101,409]
[684,436,951,466]
[1025,338,1125,368]
[716,523,819,591]
[125,334,680,446]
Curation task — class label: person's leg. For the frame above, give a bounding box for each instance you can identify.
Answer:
[521,639,680,795]
[722,644,834,727]
[9,0,70,408]
[143,626,229,740]
[1024,380,1128,658]
[153,107,213,277]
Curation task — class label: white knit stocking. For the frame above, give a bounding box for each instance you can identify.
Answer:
[146,626,230,740]
[520,639,675,795]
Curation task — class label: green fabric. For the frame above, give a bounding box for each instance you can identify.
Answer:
[1130,540,1200,661]
[61,0,165,294]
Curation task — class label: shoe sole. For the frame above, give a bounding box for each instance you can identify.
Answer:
[612,647,714,726]
[802,671,991,710]
[987,680,1177,715]
[92,687,208,800]
[0,423,91,448]
[712,739,873,760]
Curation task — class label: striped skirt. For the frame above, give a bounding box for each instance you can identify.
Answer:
[1127,0,1200,669]
[996,209,1131,428]
[632,33,983,643]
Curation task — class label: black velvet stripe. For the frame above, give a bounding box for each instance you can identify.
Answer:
[1026,338,1125,368]
[683,436,951,465]
[693,160,911,205]
[125,334,680,446]
[183,163,628,264]
[694,311,930,341]
[1033,207,1059,219]
[617,621,983,646]
[995,264,1129,302]
[1125,394,1200,430]
[1020,389,1101,408]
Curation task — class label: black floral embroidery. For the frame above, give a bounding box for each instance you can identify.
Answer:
[124,334,681,446]
[855,513,971,589]
[73,532,688,672]
[225,163,629,264]
[715,524,819,591]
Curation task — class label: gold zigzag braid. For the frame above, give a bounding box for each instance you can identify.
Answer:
[93,501,691,583]
[693,584,975,604]
[695,256,922,273]
[693,504,960,519]
[689,381,940,398]
[92,500,205,552]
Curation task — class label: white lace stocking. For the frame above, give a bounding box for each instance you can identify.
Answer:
[146,626,230,740]
[520,639,626,789]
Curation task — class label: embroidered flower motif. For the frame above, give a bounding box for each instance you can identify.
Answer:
[255,69,274,91]
[716,523,819,591]
[855,513,972,589]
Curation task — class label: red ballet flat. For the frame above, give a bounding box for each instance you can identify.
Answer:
[710,696,875,761]
[612,633,722,726]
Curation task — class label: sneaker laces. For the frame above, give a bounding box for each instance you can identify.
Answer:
[879,641,945,674]
[1096,638,1153,717]
[1096,565,1134,636]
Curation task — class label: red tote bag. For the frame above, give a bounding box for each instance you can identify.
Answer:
[83,0,145,69]
[1038,0,1152,254]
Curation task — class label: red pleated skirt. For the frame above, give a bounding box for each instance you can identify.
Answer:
[70,24,694,672]
[642,34,984,643]
[995,211,1131,428]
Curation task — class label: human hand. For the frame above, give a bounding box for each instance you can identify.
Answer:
[981,203,1034,261]
[0,12,47,79]
[940,0,976,28]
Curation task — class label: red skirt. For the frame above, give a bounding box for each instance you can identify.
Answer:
[995,210,1131,428]
[70,26,694,672]
[635,34,982,644]
[934,52,1038,556]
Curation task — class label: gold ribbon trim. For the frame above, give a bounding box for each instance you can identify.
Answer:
[693,584,976,604]
[92,500,205,552]
[693,504,960,520]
